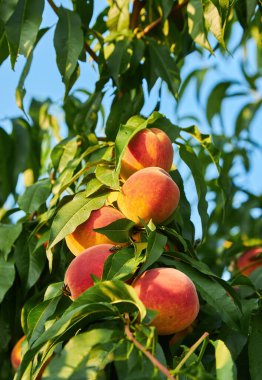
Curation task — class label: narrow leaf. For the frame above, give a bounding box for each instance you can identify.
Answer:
[5,0,44,68]
[54,7,84,88]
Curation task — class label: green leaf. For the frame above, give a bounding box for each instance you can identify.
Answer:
[48,192,107,252]
[159,0,173,19]
[94,218,136,243]
[248,309,262,380]
[213,340,237,380]
[0,0,19,24]
[11,118,31,188]
[169,170,195,243]
[0,253,15,302]
[206,81,236,125]
[42,325,123,379]
[107,39,132,86]
[18,179,51,214]
[203,1,226,49]
[16,27,49,111]
[179,144,209,239]
[107,0,130,31]
[0,222,22,259]
[5,0,44,68]
[17,280,146,379]
[187,0,213,52]
[0,128,14,204]
[72,0,93,27]
[95,165,120,190]
[235,100,262,136]
[147,39,180,98]
[54,7,84,89]
[105,88,144,141]
[27,296,61,345]
[0,24,9,65]
[138,231,167,274]
[103,246,143,281]
[14,233,46,292]
[51,137,79,173]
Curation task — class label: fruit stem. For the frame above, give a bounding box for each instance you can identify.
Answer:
[124,314,176,380]
[174,332,209,374]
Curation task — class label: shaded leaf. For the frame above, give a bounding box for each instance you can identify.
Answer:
[187,0,212,52]
[18,179,51,214]
[248,309,262,380]
[0,254,15,302]
[94,218,136,243]
[147,39,180,98]
[54,7,84,88]
[0,222,22,259]
[5,0,44,68]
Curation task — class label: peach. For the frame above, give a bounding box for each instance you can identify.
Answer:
[132,268,199,335]
[117,167,180,226]
[120,128,174,180]
[11,336,26,370]
[65,206,126,256]
[64,244,114,300]
[236,246,262,276]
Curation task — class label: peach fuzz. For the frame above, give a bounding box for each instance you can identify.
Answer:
[11,336,26,370]
[132,268,199,335]
[120,127,174,180]
[236,246,262,276]
[117,167,180,226]
[64,244,114,300]
[65,206,126,256]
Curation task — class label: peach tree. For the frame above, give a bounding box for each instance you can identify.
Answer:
[0,1,261,379]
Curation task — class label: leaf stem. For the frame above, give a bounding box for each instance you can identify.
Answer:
[130,0,145,30]
[174,332,209,373]
[124,314,176,380]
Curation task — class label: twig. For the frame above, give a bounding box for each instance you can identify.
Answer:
[124,314,176,380]
[138,17,162,37]
[174,332,209,373]
[47,0,98,63]
[130,0,145,30]
[84,42,99,63]
[47,0,59,16]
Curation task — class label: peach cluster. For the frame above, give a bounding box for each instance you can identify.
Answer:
[61,127,200,336]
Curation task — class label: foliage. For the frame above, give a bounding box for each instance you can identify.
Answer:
[0,0,261,379]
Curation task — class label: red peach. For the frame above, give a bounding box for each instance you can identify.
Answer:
[120,128,174,180]
[236,246,262,276]
[64,244,114,300]
[65,206,126,256]
[11,336,26,370]
[117,167,180,226]
[132,268,199,335]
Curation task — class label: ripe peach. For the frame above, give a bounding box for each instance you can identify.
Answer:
[64,244,114,300]
[117,167,180,226]
[132,268,199,335]
[11,336,26,370]
[120,128,174,180]
[236,246,262,276]
[65,206,126,256]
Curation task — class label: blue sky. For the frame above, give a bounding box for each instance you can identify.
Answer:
[0,0,261,236]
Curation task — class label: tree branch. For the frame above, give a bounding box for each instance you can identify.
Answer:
[174,332,209,373]
[124,314,176,380]
[130,0,145,30]
[47,0,98,64]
